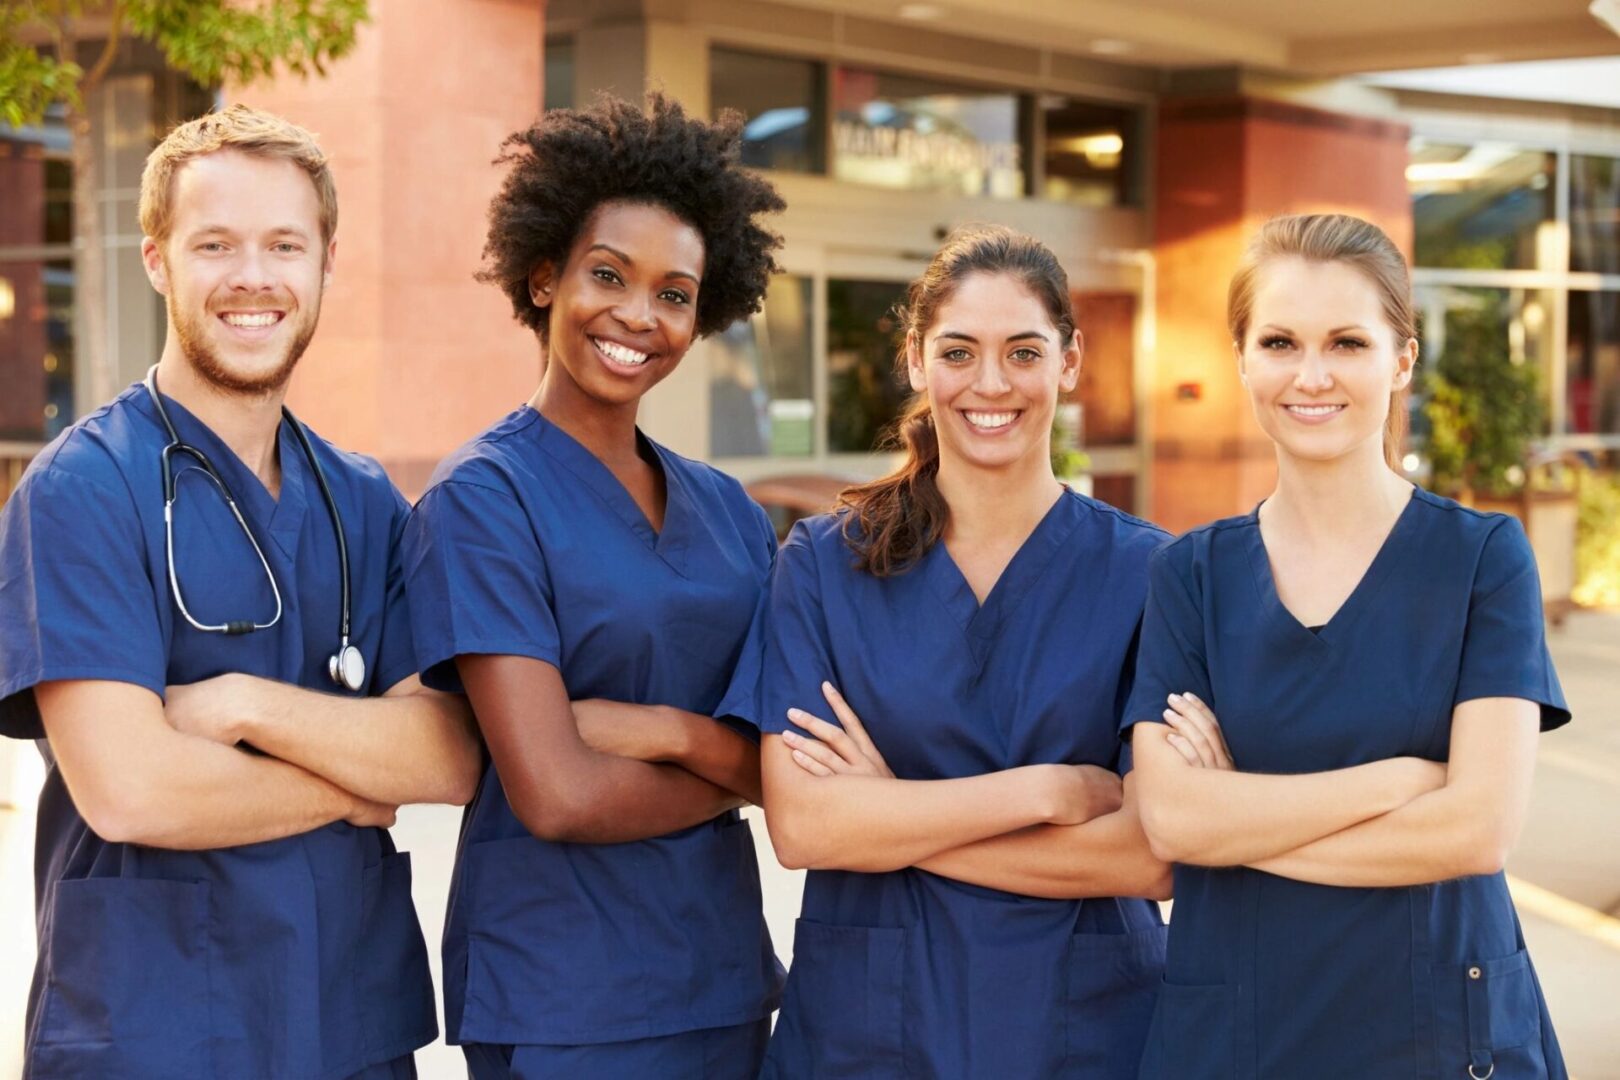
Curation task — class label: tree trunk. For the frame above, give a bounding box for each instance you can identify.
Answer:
[68,100,115,412]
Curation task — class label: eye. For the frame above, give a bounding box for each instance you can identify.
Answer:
[940,347,973,362]
[592,267,623,286]
[1332,336,1369,350]
[659,287,691,306]
[198,241,227,253]
[1010,347,1042,363]
[272,242,302,255]
[1258,334,1294,351]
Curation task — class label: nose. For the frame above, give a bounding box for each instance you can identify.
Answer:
[225,248,277,294]
[612,290,657,334]
[970,355,1012,396]
[1295,349,1334,392]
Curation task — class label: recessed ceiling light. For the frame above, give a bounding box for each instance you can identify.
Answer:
[1090,39,1134,56]
[898,3,945,19]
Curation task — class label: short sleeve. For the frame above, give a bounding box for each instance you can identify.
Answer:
[710,501,781,741]
[1454,517,1570,732]
[1119,541,1213,743]
[401,478,561,694]
[722,522,837,740]
[0,468,168,739]
[370,486,422,695]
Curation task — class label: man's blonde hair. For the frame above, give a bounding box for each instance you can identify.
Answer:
[140,103,338,245]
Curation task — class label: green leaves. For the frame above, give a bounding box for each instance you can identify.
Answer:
[0,0,368,126]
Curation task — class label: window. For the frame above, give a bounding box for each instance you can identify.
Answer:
[1409,140,1555,270]
[0,111,74,443]
[1413,285,1556,438]
[1568,291,1620,436]
[709,275,815,457]
[545,39,574,111]
[1571,155,1620,276]
[826,279,910,453]
[1040,95,1138,207]
[831,67,1024,198]
[710,48,825,174]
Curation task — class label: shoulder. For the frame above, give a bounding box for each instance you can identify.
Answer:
[654,439,764,517]
[1407,487,1523,546]
[419,410,541,502]
[1149,511,1254,571]
[8,388,154,510]
[1065,491,1171,555]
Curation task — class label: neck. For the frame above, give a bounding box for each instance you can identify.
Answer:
[1265,437,1412,541]
[530,357,642,465]
[936,446,1064,545]
[153,345,286,491]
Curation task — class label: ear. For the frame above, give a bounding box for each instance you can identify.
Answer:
[1392,336,1418,392]
[1233,339,1248,386]
[142,237,169,296]
[906,331,927,393]
[322,236,338,291]
[528,263,556,310]
[1058,329,1083,394]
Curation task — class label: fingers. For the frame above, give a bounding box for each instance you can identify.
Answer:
[1164,731,1204,767]
[781,728,853,775]
[787,707,863,766]
[786,740,837,777]
[820,682,877,756]
[1163,692,1233,769]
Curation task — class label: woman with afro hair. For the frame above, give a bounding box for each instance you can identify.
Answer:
[401,93,787,1079]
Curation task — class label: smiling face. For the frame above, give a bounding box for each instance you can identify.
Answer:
[908,271,1081,475]
[142,148,333,395]
[1238,256,1416,467]
[532,200,705,412]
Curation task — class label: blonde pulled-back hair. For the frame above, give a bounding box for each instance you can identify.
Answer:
[140,103,338,246]
[1228,213,1416,468]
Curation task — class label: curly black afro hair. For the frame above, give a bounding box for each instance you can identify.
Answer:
[477,93,786,341]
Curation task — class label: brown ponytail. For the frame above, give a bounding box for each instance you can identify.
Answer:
[838,225,1075,576]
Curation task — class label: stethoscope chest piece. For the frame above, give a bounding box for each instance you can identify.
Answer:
[330,643,366,693]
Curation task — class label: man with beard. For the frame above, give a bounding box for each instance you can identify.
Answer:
[0,105,481,1079]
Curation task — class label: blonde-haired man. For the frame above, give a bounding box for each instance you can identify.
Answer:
[0,104,479,1079]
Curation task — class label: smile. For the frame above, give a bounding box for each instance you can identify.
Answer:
[1283,404,1346,420]
[962,409,1021,431]
[218,311,285,329]
[591,336,652,369]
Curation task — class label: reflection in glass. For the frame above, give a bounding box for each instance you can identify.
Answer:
[827,279,910,453]
[1567,291,1620,436]
[832,67,1024,198]
[1571,155,1620,276]
[0,258,74,442]
[709,275,815,457]
[711,48,825,174]
[1041,96,1138,207]
[1409,139,1554,270]
[1412,285,1554,442]
[544,39,574,111]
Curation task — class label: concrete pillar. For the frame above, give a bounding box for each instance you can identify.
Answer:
[226,0,547,498]
[1150,95,1412,532]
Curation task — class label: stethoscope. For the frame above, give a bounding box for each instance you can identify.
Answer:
[145,366,366,692]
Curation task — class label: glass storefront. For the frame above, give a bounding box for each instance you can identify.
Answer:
[1041,96,1139,208]
[1571,154,1620,277]
[826,278,910,453]
[711,48,825,174]
[1409,140,1556,270]
[1413,285,1556,438]
[708,275,816,457]
[1568,291,1620,436]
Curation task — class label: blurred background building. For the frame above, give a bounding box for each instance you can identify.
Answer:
[3,0,1619,536]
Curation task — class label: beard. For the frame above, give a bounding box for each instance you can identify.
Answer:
[168,286,320,397]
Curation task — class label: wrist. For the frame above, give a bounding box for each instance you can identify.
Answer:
[1027,764,1068,825]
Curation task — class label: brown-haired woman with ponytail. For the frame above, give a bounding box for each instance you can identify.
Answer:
[719,225,1172,1077]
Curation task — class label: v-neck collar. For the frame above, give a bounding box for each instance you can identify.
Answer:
[531,408,694,576]
[136,386,310,561]
[1243,487,1419,649]
[922,491,1082,667]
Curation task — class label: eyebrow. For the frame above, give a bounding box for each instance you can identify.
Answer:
[1258,324,1370,335]
[185,224,312,240]
[588,243,701,285]
[934,330,1051,344]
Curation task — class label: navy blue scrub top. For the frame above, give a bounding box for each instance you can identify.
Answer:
[401,406,784,1047]
[0,383,436,1080]
[722,492,1170,1079]
[1123,488,1570,1080]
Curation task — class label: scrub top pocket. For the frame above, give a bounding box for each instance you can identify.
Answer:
[357,852,437,1057]
[764,919,907,1079]
[1065,925,1166,1076]
[1138,980,1239,1080]
[1430,949,1546,1079]
[32,877,212,1078]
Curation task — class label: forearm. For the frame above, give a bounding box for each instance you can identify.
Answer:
[662,709,762,804]
[767,765,1061,872]
[236,678,480,806]
[1251,785,1511,886]
[917,805,1172,901]
[507,748,744,843]
[1133,725,1433,866]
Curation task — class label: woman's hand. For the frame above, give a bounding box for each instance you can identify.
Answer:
[1162,692,1234,770]
[781,682,895,779]
[571,699,677,761]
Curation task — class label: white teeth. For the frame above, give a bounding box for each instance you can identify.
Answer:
[1285,404,1344,416]
[964,410,1018,429]
[594,338,651,366]
[222,312,280,328]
